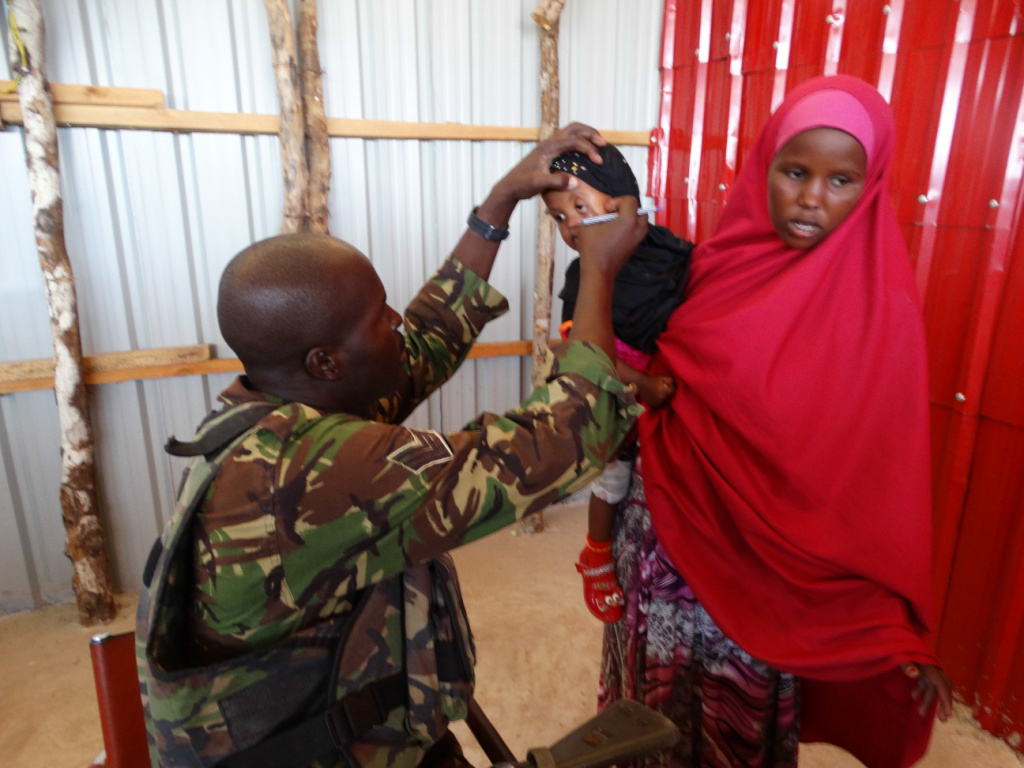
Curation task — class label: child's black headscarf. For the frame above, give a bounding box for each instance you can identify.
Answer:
[550,145,642,203]
[553,144,692,355]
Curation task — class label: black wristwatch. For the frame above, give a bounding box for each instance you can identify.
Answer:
[466,206,510,242]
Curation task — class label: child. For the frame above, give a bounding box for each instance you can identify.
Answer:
[542,144,692,623]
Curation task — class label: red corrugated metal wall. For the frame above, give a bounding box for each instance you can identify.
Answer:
[649,0,1024,749]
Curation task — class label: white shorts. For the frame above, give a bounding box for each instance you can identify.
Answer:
[591,457,633,504]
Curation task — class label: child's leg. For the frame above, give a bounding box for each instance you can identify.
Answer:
[577,460,630,623]
[588,494,617,542]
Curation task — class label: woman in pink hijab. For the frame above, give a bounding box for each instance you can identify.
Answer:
[599,75,953,767]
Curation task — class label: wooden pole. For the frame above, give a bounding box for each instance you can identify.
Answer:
[264,0,308,233]
[531,0,568,31]
[525,0,567,534]
[8,0,115,624]
[531,0,566,389]
[298,0,329,234]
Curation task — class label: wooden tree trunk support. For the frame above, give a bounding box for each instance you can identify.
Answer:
[531,21,562,388]
[264,0,308,234]
[298,0,329,234]
[531,0,568,31]
[9,0,115,624]
[524,0,567,535]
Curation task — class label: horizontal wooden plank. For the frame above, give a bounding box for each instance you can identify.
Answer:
[0,341,557,394]
[0,81,165,107]
[330,118,537,141]
[0,100,649,146]
[467,340,534,358]
[0,345,211,382]
[0,345,212,394]
[0,103,278,134]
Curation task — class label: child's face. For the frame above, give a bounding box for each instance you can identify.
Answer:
[542,180,615,251]
[767,127,867,250]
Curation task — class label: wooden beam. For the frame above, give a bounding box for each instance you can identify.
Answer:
[0,341,558,394]
[0,102,279,134]
[0,345,212,394]
[330,117,539,141]
[0,80,164,107]
[0,99,649,146]
[468,340,534,359]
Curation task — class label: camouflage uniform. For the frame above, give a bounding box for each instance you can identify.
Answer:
[138,256,640,767]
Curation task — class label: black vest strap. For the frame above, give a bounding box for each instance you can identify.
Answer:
[145,403,278,589]
[217,673,407,768]
[164,403,277,457]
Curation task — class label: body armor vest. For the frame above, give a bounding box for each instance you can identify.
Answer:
[136,402,475,768]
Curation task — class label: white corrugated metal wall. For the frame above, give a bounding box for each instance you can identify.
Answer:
[0,0,664,614]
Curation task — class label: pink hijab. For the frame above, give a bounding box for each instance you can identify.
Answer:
[639,75,940,765]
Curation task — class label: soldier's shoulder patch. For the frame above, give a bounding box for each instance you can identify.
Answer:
[387,428,454,473]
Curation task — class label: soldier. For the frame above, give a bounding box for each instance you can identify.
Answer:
[137,123,649,768]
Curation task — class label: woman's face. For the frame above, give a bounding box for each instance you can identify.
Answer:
[542,179,615,251]
[767,127,867,249]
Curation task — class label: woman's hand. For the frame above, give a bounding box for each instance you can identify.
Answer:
[568,196,650,360]
[901,662,954,722]
[575,195,649,279]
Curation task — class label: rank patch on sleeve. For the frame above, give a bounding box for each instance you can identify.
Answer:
[388,428,454,473]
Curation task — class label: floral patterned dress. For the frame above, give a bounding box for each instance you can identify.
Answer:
[598,461,800,768]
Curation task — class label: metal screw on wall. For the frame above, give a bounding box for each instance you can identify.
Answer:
[955,393,967,403]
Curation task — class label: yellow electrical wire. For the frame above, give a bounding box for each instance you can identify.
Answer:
[3,10,29,94]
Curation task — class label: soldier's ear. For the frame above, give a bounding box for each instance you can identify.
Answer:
[305,346,346,381]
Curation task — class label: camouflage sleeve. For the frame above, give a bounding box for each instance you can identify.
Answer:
[191,340,638,650]
[291,340,636,579]
[374,256,509,423]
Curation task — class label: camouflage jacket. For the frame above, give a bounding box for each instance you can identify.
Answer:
[137,256,640,767]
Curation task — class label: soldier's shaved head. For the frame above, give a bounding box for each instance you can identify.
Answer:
[219,234,362,367]
[217,234,404,413]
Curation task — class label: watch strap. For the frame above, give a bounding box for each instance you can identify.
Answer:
[466,206,510,242]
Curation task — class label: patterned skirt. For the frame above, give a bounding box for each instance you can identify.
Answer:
[598,464,799,768]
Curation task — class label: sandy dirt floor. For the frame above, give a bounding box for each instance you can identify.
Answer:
[1,501,1021,768]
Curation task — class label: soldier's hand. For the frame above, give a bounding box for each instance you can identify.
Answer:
[490,122,608,203]
[456,123,608,282]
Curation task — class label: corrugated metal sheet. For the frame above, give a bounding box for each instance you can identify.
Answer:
[0,0,664,611]
[653,0,1024,750]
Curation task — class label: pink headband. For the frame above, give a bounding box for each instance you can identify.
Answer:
[774,89,876,164]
